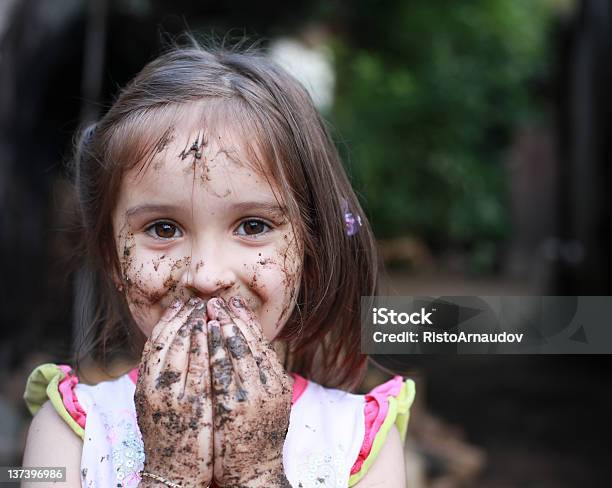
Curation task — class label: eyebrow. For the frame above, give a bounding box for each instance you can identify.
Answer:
[125,201,287,219]
[229,201,287,217]
[126,204,181,218]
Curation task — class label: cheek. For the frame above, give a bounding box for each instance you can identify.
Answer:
[246,235,302,340]
[117,229,191,336]
[123,251,191,304]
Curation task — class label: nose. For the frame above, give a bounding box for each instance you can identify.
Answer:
[181,240,237,298]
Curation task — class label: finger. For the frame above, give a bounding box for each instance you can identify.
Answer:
[156,320,194,394]
[152,297,198,346]
[213,296,270,359]
[207,297,232,326]
[183,302,210,398]
[139,298,194,384]
[183,308,214,475]
[150,297,199,364]
[159,299,209,395]
[212,298,287,392]
[227,296,267,344]
[157,297,185,329]
[140,298,183,361]
[207,298,252,379]
[226,296,281,367]
[210,298,270,386]
[147,298,200,389]
[207,319,235,483]
[219,319,259,397]
[207,320,234,398]
[222,301,289,391]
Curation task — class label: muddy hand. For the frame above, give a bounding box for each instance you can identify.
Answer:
[206,297,293,487]
[135,297,213,488]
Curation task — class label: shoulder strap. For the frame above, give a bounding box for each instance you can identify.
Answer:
[348,377,416,486]
[23,363,86,439]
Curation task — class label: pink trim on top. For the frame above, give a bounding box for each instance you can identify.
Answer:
[127,368,308,405]
[350,375,405,475]
[128,368,138,385]
[57,364,87,429]
[289,372,308,404]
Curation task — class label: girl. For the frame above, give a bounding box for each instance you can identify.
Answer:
[22,39,415,488]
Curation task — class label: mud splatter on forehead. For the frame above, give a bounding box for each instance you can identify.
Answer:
[106,98,274,182]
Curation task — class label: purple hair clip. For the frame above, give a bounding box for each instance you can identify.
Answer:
[341,197,363,236]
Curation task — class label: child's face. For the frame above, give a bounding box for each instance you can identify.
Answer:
[111,113,302,343]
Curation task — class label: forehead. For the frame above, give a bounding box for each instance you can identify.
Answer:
[117,101,286,210]
[125,100,267,176]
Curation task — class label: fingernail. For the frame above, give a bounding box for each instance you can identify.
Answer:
[211,298,222,310]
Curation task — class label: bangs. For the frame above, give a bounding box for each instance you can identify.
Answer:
[105,98,275,184]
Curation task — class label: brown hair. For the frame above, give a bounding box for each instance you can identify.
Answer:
[71,38,380,390]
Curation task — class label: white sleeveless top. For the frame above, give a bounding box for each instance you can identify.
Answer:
[23,364,415,488]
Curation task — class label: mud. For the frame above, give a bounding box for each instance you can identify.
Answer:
[155,370,181,388]
[178,134,206,161]
[254,356,269,385]
[193,318,204,332]
[235,387,248,402]
[274,230,302,331]
[209,324,223,355]
[162,446,175,457]
[227,327,249,359]
[212,401,292,486]
[150,128,177,172]
[213,303,230,322]
[177,323,191,338]
[212,357,233,394]
[118,224,191,311]
[214,402,233,428]
[152,254,166,272]
[259,369,268,385]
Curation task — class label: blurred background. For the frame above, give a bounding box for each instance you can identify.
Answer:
[1,0,611,486]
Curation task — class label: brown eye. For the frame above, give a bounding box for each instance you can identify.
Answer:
[146,221,182,240]
[236,219,272,238]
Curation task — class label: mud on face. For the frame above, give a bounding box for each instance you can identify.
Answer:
[113,110,304,346]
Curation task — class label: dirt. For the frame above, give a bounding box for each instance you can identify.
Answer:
[155,370,181,388]
[227,327,249,359]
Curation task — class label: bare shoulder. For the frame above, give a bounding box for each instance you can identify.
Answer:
[21,400,83,487]
[352,424,406,488]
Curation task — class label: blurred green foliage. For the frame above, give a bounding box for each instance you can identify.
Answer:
[330,0,554,258]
